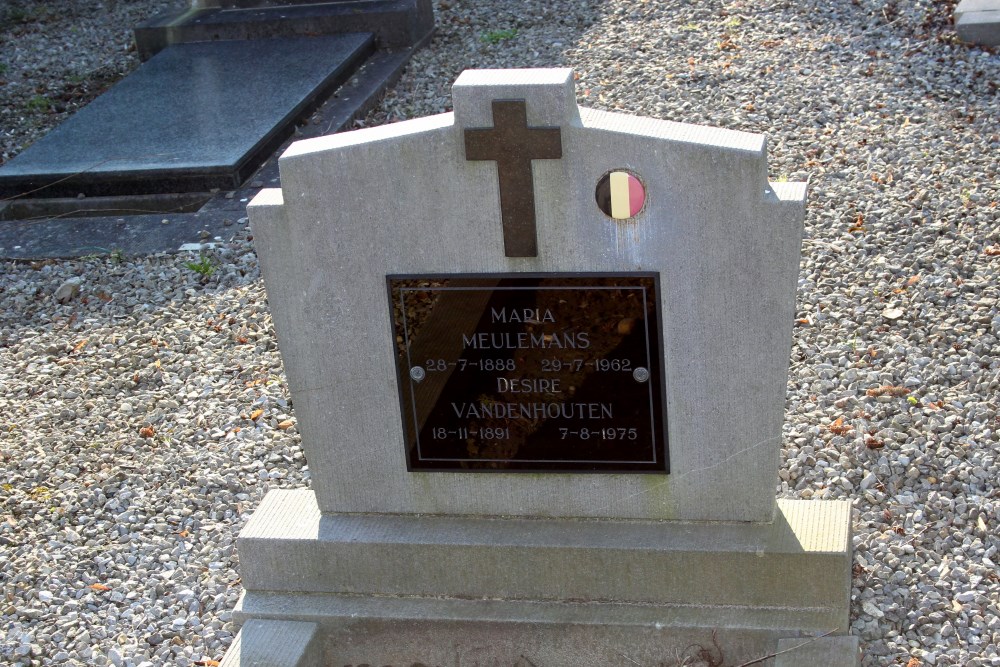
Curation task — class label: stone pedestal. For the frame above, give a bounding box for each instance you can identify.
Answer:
[231,490,854,666]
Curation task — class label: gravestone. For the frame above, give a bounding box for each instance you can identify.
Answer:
[226,68,858,667]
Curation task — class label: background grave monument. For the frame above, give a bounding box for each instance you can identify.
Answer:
[954,0,1000,46]
[0,0,433,262]
[227,68,858,666]
[0,0,433,200]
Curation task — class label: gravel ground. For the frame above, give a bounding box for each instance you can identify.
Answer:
[2,1,999,666]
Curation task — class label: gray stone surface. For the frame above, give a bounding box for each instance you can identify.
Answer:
[249,68,807,523]
[220,0,409,7]
[235,592,846,667]
[774,636,861,667]
[955,0,1000,46]
[220,619,321,667]
[0,47,414,260]
[239,489,852,621]
[0,210,240,259]
[0,47,415,260]
[0,192,210,222]
[135,0,433,59]
[0,35,372,199]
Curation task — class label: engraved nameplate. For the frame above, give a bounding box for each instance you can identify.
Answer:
[387,273,668,473]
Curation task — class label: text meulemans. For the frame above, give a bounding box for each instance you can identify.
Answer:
[462,331,590,350]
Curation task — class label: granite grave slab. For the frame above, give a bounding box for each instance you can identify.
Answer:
[135,0,433,60]
[0,35,372,199]
[0,46,420,260]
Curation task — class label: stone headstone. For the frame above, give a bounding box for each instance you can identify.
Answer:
[229,68,856,667]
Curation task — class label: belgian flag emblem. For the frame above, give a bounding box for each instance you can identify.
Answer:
[596,170,645,220]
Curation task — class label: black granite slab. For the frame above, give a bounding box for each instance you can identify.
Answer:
[0,34,373,199]
[0,212,249,259]
[0,46,413,260]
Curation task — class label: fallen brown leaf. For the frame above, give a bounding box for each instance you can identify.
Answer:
[250,409,264,421]
[849,212,865,233]
[138,426,155,438]
[828,417,853,436]
[866,385,909,397]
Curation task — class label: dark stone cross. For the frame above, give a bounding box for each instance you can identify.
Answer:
[464,99,562,257]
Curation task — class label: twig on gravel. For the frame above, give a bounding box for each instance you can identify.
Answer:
[734,629,839,667]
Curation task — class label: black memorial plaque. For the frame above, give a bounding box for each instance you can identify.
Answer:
[387,273,668,473]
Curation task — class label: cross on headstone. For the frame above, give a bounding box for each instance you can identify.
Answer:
[464,99,562,257]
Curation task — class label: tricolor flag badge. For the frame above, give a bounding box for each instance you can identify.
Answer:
[596,170,646,220]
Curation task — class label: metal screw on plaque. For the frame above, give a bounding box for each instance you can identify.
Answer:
[633,367,650,383]
[409,366,426,383]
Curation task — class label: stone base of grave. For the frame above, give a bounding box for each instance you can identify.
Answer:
[219,619,321,667]
[225,489,857,667]
[955,0,1000,46]
[774,636,861,666]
